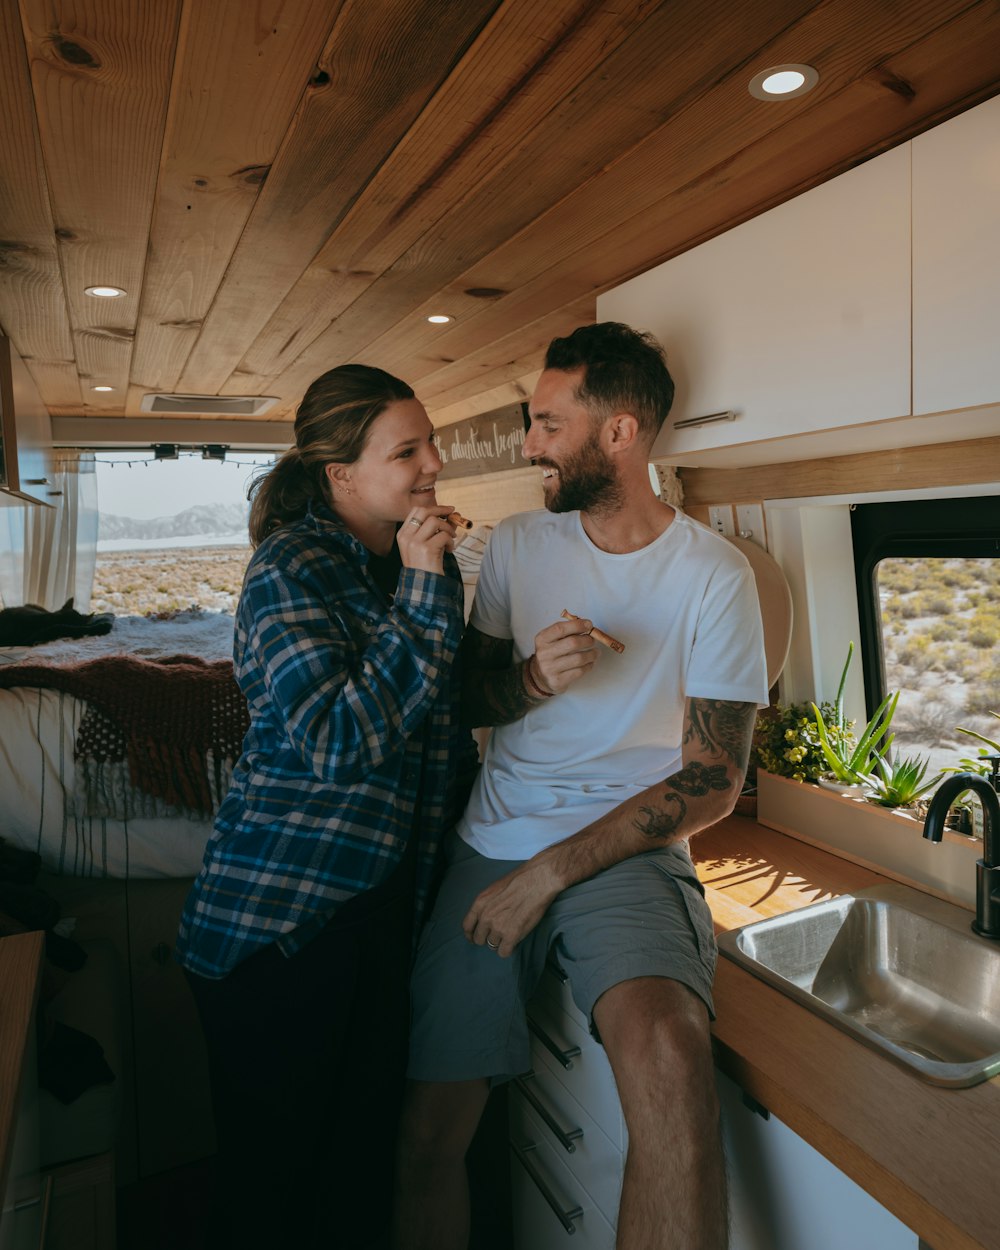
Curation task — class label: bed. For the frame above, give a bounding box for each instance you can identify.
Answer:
[0,526,491,882]
[0,610,237,879]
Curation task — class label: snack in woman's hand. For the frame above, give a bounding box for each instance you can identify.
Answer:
[560,609,625,654]
[446,511,474,531]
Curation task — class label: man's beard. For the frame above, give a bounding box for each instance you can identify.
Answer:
[543,431,623,514]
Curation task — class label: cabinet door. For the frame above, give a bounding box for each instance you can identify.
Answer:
[598,146,911,460]
[0,336,54,506]
[912,94,1000,417]
[717,1072,918,1250]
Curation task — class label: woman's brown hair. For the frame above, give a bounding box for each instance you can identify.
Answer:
[248,364,414,547]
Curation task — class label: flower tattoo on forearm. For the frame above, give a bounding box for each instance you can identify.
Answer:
[632,699,756,842]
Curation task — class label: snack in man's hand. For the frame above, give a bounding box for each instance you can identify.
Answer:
[446,511,474,530]
[561,609,626,654]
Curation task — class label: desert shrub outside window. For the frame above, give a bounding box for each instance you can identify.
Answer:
[852,495,1000,778]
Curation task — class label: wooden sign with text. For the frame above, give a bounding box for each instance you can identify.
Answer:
[435,403,528,480]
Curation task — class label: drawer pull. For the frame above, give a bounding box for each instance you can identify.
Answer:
[528,1015,581,1069]
[515,1073,583,1153]
[510,1139,583,1234]
[545,956,569,985]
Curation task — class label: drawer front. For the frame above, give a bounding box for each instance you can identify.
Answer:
[510,1068,623,1226]
[526,994,626,1150]
[537,957,590,1032]
[510,1100,618,1250]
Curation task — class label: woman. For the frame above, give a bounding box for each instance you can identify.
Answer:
[176,364,476,1250]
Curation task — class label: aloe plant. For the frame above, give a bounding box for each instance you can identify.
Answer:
[810,642,898,785]
[865,752,941,808]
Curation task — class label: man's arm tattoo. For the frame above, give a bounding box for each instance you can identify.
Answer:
[632,702,756,842]
[461,628,539,726]
[671,760,731,795]
[480,663,535,723]
[632,762,731,841]
[635,794,686,840]
[684,699,755,770]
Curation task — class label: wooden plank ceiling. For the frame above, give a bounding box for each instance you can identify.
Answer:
[1,0,999,432]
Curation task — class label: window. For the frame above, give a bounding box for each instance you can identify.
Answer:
[93,451,274,616]
[851,496,1000,775]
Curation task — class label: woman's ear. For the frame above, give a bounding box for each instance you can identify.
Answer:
[325,462,353,494]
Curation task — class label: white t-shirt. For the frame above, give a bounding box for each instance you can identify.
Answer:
[458,508,769,860]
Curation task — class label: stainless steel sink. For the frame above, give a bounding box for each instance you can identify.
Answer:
[717,883,1000,1087]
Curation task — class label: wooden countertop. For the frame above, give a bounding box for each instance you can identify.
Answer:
[693,815,1000,1250]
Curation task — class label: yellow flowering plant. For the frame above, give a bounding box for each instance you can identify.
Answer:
[752,700,856,784]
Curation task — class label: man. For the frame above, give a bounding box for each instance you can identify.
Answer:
[395,321,768,1250]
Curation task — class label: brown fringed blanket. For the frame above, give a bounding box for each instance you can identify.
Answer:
[0,655,249,818]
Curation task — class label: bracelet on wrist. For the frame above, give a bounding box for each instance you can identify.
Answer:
[524,654,555,699]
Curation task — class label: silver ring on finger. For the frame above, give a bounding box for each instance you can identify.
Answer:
[486,937,499,950]
[408,517,421,528]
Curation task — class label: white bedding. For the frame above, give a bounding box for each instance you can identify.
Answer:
[0,611,235,879]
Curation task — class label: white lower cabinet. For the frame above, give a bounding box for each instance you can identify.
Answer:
[510,963,623,1250]
[510,1100,618,1250]
[512,966,921,1249]
[718,1071,918,1250]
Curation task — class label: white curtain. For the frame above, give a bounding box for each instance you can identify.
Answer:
[0,451,99,610]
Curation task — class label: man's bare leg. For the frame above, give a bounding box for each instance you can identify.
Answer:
[393,1077,491,1250]
[594,977,728,1250]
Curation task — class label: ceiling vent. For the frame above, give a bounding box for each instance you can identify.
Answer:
[140,393,279,416]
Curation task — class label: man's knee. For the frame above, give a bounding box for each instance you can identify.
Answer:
[597,978,715,1092]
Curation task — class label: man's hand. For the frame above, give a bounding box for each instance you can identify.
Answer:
[531,616,598,695]
[462,858,564,957]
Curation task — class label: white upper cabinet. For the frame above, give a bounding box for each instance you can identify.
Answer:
[912,94,1000,417]
[599,146,912,462]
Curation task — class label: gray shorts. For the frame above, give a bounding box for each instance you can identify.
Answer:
[407,832,717,1083]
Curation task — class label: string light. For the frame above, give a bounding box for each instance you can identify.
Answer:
[67,450,277,470]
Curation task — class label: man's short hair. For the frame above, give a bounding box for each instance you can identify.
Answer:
[544,322,675,445]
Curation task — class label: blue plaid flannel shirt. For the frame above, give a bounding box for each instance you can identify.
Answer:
[176,502,474,979]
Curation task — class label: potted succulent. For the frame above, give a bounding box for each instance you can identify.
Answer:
[864,751,941,810]
[755,661,984,912]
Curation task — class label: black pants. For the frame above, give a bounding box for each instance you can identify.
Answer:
[186,890,412,1250]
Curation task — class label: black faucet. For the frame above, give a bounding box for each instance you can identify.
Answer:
[922,754,1000,940]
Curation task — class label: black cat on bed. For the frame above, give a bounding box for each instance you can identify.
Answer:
[0,598,115,647]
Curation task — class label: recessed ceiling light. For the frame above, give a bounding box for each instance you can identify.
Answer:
[748,63,819,101]
[427,313,453,324]
[92,385,114,392]
[85,284,127,298]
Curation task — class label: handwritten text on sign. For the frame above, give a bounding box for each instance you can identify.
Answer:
[435,403,528,480]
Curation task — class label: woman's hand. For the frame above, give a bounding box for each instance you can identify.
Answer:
[396,505,459,574]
